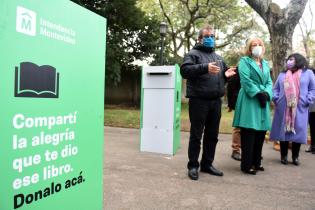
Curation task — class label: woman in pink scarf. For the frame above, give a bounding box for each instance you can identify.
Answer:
[270,53,315,165]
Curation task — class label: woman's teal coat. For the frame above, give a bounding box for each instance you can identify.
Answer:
[232,56,273,131]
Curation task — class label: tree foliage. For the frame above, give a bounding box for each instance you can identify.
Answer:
[298,0,314,63]
[138,0,258,61]
[71,0,160,85]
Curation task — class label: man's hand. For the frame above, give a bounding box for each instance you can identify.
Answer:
[208,62,220,74]
[225,67,236,78]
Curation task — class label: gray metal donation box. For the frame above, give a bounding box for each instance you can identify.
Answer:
[140,65,182,155]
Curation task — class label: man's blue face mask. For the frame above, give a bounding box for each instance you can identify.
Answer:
[203,35,215,48]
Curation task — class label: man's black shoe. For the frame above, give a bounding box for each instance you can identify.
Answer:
[188,168,199,180]
[242,168,256,175]
[292,157,300,166]
[231,152,241,161]
[255,165,265,171]
[305,146,315,153]
[305,146,312,152]
[200,165,224,176]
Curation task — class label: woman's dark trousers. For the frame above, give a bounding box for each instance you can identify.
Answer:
[240,128,266,171]
[280,141,301,158]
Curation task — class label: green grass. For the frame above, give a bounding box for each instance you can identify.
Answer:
[104,104,311,139]
[104,106,140,128]
[104,104,234,134]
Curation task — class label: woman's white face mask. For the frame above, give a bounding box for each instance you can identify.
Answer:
[252,46,263,58]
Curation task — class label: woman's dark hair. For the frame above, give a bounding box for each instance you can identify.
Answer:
[287,53,308,70]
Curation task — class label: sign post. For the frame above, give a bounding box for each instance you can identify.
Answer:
[0,1,106,209]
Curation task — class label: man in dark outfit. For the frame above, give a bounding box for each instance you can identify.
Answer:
[306,68,315,154]
[227,67,242,161]
[180,25,236,180]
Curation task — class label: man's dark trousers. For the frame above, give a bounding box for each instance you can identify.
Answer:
[187,97,221,169]
[309,112,315,150]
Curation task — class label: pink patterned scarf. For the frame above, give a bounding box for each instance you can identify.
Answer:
[284,69,302,133]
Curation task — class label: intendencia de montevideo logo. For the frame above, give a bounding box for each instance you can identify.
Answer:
[15,5,76,44]
[16,6,36,36]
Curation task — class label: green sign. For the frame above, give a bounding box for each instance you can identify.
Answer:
[0,1,106,209]
[173,64,182,154]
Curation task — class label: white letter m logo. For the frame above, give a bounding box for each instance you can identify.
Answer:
[16,6,36,36]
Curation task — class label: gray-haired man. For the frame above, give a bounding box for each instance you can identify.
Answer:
[180,25,236,180]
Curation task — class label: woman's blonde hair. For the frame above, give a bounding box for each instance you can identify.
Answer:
[244,38,265,57]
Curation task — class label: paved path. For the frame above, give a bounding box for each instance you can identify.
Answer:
[103,127,315,210]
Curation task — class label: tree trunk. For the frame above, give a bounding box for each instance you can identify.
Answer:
[303,38,311,62]
[245,0,308,79]
[269,27,294,79]
[187,37,191,52]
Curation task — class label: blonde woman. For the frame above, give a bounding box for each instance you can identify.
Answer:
[233,38,273,175]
